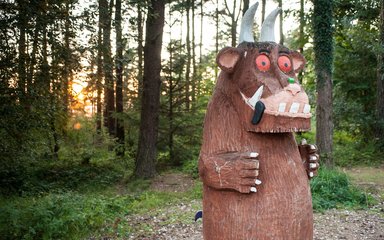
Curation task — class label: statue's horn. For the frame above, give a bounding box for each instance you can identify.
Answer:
[238,2,259,44]
[259,8,281,42]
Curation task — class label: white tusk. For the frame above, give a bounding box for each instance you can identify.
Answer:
[248,85,264,107]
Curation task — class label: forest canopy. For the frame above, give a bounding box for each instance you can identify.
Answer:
[0,0,382,195]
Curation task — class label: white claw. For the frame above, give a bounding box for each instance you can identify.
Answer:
[310,145,317,150]
[310,155,317,161]
[310,163,317,169]
[255,179,262,185]
[250,152,259,158]
[289,102,300,113]
[301,138,308,145]
[244,51,247,58]
[278,102,287,113]
[250,187,257,192]
[303,104,311,114]
[309,172,314,178]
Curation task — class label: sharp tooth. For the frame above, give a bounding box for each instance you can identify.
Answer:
[289,102,300,113]
[278,102,287,112]
[303,104,311,114]
[248,86,264,107]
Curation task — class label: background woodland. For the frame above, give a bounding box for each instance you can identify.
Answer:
[0,0,383,238]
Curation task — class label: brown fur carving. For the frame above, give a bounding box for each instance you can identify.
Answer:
[198,3,319,240]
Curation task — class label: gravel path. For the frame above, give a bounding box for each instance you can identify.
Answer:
[123,172,384,240]
[124,200,383,240]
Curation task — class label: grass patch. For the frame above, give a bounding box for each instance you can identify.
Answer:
[311,167,375,211]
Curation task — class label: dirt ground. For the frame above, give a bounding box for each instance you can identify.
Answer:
[125,168,384,240]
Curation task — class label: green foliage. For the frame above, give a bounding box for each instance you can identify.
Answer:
[0,192,135,240]
[311,168,374,211]
[333,131,380,167]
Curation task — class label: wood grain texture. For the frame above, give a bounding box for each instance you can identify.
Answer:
[199,42,314,239]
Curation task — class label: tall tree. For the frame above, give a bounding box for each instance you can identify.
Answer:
[137,2,144,98]
[377,0,384,147]
[185,0,191,110]
[100,0,115,135]
[298,0,305,83]
[96,0,103,133]
[223,0,242,47]
[261,0,266,23]
[278,0,283,45]
[242,0,249,16]
[16,0,27,95]
[135,0,165,178]
[313,0,334,167]
[115,0,124,155]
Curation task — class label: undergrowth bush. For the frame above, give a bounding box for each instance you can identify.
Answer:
[0,192,135,239]
[311,168,374,211]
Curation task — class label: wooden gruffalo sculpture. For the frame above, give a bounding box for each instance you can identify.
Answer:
[198,3,319,240]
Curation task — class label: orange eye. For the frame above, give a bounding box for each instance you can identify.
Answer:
[278,55,292,73]
[255,55,271,72]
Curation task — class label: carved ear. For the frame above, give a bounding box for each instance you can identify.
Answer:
[216,47,242,73]
[291,51,306,73]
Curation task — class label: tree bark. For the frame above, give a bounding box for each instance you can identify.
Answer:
[242,0,249,16]
[137,2,144,98]
[135,0,165,178]
[96,0,103,133]
[313,0,334,167]
[185,0,191,111]
[376,0,384,147]
[278,0,284,45]
[298,0,304,83]
[16,0,27,95]
[261,0,266,24]
[115,0,124,155]
[101,0,115,136]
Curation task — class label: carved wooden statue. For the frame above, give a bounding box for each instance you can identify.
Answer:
[198,3,319,240]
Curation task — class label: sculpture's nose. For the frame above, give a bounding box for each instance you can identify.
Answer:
[285,83,301,96]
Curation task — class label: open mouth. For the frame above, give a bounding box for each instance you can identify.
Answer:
[240,85,312,126]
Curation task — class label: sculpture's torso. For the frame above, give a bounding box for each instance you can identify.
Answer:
[200,94,313,240]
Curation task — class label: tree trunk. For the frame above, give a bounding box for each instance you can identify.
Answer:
[313,0,334,167]
[115,0,124,155]
[101,0,115,136]
[198,0,203,97]
[261,0,266,24]
[63,1,71,115]
[17,0,27,95]
[185,0,191,111]
[96,0,103,133]
[242,0,249,16]
[135,0,165,178]
[137,2,144,98]
[298,0,304,83]
[278,0,284,45]
[191,0,196,106]
[215,0,219,79]
[376,0,384,147]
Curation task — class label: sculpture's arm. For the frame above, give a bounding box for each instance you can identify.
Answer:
[199,151,261,193]
[298,139,319,179]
